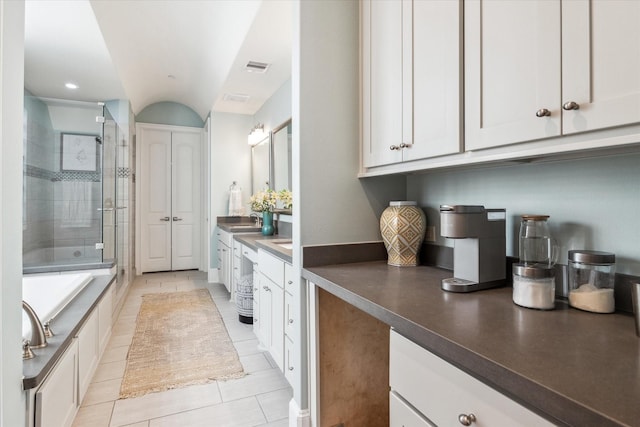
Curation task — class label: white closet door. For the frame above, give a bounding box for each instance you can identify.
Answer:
[140,127,172,272]
[170,130,201,271]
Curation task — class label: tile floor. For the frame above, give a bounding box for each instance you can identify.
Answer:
[72,271,292,427]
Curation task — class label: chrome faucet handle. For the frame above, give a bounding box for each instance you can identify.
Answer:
[22,340,35,360]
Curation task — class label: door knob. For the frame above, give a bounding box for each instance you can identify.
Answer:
[160,216,170,221]
[173,217,182,221]
[535,108,551,117]
[562,101,580,111]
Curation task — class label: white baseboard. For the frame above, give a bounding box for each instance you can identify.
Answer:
[208,268,219,283]
[289,399,310,427]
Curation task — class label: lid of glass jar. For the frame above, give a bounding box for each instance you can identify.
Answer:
[521,215,550,221]
[389,201,417,206]
[512,263,555,278]
[568,250,615,264]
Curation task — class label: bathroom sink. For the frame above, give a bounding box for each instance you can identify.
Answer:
[277,242,293,250]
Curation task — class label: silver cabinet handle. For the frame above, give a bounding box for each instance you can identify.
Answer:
[288,366,294,371]
[160,216,170,221]
[288,319,294,324]
[287,280,293,285]
[173,217,183,221]
[535,108,551,117]
[562,101,580,110]
[116,206,127,210]
[399,142,412,148]
[458,413,476,426]
[389,144,400,151]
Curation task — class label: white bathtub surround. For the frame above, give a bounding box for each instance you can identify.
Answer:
[22,273,93,340]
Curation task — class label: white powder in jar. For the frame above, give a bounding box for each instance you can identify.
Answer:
[513,275,555,309]
[568,283,615,313]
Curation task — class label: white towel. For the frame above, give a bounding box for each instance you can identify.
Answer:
[228,188,244,216]
[61,181,92,228]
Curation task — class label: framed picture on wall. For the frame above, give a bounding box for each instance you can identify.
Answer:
[61,133,99,172]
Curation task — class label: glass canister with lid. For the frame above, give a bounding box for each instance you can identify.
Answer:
[568,250,616,313]
[512,263,556,310]
[519,215,558,267]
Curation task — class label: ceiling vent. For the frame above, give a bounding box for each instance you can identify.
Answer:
[245,61,270,73]
[223,93,250,103]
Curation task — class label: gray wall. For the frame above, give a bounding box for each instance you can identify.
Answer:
[407,152,640,275]
[136,101,204,128]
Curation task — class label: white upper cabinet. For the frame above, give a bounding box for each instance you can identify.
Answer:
[362,0,462,168]
[562,0,640,135]
[465,0,640,151]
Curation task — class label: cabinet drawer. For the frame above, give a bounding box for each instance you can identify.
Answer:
[218,228,232,247]
[390,391,434,427]
[258,250,284,287]
[390,330,554,427]
[242,245,258,263]
[284,262,295,294]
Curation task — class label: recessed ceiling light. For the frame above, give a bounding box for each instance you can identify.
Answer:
[223,93,250,103]
[65,82,79,90]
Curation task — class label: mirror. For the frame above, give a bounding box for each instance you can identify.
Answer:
[251,135,271,194]
[272,119,292,192]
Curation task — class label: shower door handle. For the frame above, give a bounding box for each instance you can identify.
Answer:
[160,217,170,221]
[116,206,127,210]
[173,217,183,221]
[97,208,114,211]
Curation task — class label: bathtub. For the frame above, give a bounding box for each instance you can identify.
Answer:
[22,273,93,340]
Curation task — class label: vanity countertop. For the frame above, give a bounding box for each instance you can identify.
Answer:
[234,233,292,263]
[302,260,640,427]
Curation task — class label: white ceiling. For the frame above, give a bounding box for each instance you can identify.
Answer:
[24,0,292,119]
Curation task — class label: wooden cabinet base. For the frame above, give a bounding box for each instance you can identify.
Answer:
[318,289,389,427]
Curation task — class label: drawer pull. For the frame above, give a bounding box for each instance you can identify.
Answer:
[287,280,293,285]
[458,413,476,426]
[562,101,580,111]
[535,108,551,117]
[288,319,294,324]
[288,366,294,371]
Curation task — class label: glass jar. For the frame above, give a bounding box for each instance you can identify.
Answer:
[512,263,556,310]
[519,215,557,267]
[568,250,616,313]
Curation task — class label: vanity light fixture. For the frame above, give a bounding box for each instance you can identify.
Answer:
[248,123,266,145]
[65,82,79,90]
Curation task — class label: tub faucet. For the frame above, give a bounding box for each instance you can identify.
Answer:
[22,301,47,349]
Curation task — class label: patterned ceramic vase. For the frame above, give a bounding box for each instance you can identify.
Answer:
[380,201,426,267]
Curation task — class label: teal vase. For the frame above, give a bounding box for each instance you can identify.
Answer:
[262,211,274,236]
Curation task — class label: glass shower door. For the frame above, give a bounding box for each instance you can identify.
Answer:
[101,108,117,261]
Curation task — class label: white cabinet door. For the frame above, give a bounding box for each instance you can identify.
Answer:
[403,0,462,161]
[35,340,78,427]
[362,0,462,167]
[219,240,231,293]
[362,0,404,168]
[98,284,113,356]
[562,0,640,135]
[77,310,99,404]
[465,0,562,150]
[270,283,284,372]
[170,130,201,270]
[258,274,272,350]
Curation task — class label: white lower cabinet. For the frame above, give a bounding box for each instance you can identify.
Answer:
[32,282,114,427]
[77,309,99,403]
[390,330,554,427]
[35,340,78,427]
[390,391,434,427]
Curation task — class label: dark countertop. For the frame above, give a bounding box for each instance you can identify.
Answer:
[22,273,116,390]
[234,233,292,263]
[302,261,640,427]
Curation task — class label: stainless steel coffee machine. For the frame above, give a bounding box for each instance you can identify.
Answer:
[440,205,506,292]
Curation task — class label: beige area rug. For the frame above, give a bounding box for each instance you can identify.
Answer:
[119,289,245,399]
